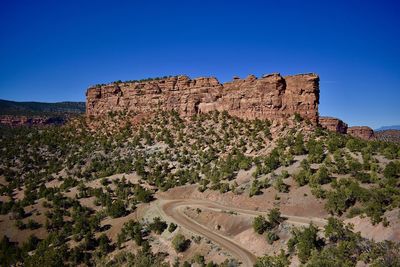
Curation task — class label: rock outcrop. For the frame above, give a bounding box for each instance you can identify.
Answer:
[86,73,320,124]
[0,115,66,126]
[319,117,348,134]
[375,130,400,143]
[319,116,375,140]
[348,126,375,140]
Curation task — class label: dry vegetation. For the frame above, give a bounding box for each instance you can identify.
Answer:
[0,110,400,266]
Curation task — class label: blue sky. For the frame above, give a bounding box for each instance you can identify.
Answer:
[0,0,399,128]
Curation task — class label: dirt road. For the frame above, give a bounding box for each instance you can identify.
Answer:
[157,198,327,266]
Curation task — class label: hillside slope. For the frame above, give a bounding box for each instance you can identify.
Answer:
[0,99,85,116]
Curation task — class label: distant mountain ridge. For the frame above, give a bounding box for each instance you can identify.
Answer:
[0,99,85,116]
[375,125,400,131]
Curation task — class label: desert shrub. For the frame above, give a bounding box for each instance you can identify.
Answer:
[253,209,282,235]
[253,215,270,234]
[383,161,400,180]
[324,218,353,242]
[266,231,280,244]
[97,233,112,254]
[292,133,306,155]
[288,224,322,263]
[274,177,289,193]
[107,200,126,218]
[310,185,326,199]
[264,149,281,173]
[294,169,311,186]
[149,217,167,234]
[117,220,144,247]
[172,234,190,252]
[254,249,289,267]
[268,208,283,228]
[307,140,325,163]
[135,185,153,203]
[310,165,331,185]
[250,180,263,197]
[0,236,21,266]
[333,151,348,174]
[168,223,177,233]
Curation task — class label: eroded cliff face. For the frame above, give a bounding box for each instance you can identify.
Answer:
[319,117,348,134]
[348,126,375,140]
[319,116,375,140]
[86,73,320,124]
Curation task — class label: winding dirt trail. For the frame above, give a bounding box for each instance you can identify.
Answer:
[157,198,327,266]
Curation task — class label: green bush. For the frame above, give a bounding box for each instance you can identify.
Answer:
[149,217,167,234]
[172,234,190,252]
[266,231,279,244]
[168,223,177,233]
[254,249,289,267]
[253,215,270,234]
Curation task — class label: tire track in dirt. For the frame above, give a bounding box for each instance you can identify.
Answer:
[158,198,327,266]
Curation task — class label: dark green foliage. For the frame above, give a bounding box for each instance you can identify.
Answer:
[346,139,364,152]
[333,151,348,174]
[149,217,168,234]
[275,176,290,193]
[306,140,325,163]
[326,134,346,152]
[0,236,21,266]
[117,220,145,247]
[253,215,271,234]
[253,209,282,235]
[1,105,400,267]
[108,243,169,266]
[24,238,68,267]
[250,178,270,196]
[295,169,312,186]
[383,161,400,180]
[97,233,113,254]
[135,185,154,203]
[107,200,126,218]
[268,208,283,228]
[266,231,280,244]
[293,133,306,155]
[172,234,190,252]
[288,224,323,263]
[310,165,331,185]
[168,223,177,233]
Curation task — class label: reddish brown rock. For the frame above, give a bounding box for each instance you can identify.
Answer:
[348,126,375,140]
[86,73,320,124]
[0,115,65,126]
[319,116,348,134]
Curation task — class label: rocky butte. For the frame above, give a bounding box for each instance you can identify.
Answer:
[319,117,348,134]
[86,73,320,124]
[86,73,375,140]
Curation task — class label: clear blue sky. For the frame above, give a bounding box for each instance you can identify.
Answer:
[0,0,399,128]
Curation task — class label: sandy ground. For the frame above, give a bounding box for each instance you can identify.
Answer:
[345,209,400,242]
[156,196,328,267]
[159,183,329,219]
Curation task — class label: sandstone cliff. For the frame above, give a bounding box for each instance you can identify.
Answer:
[319,117,348,134]
[348,126,375,140]
[86,73,320,124]
[319,116,375,140]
